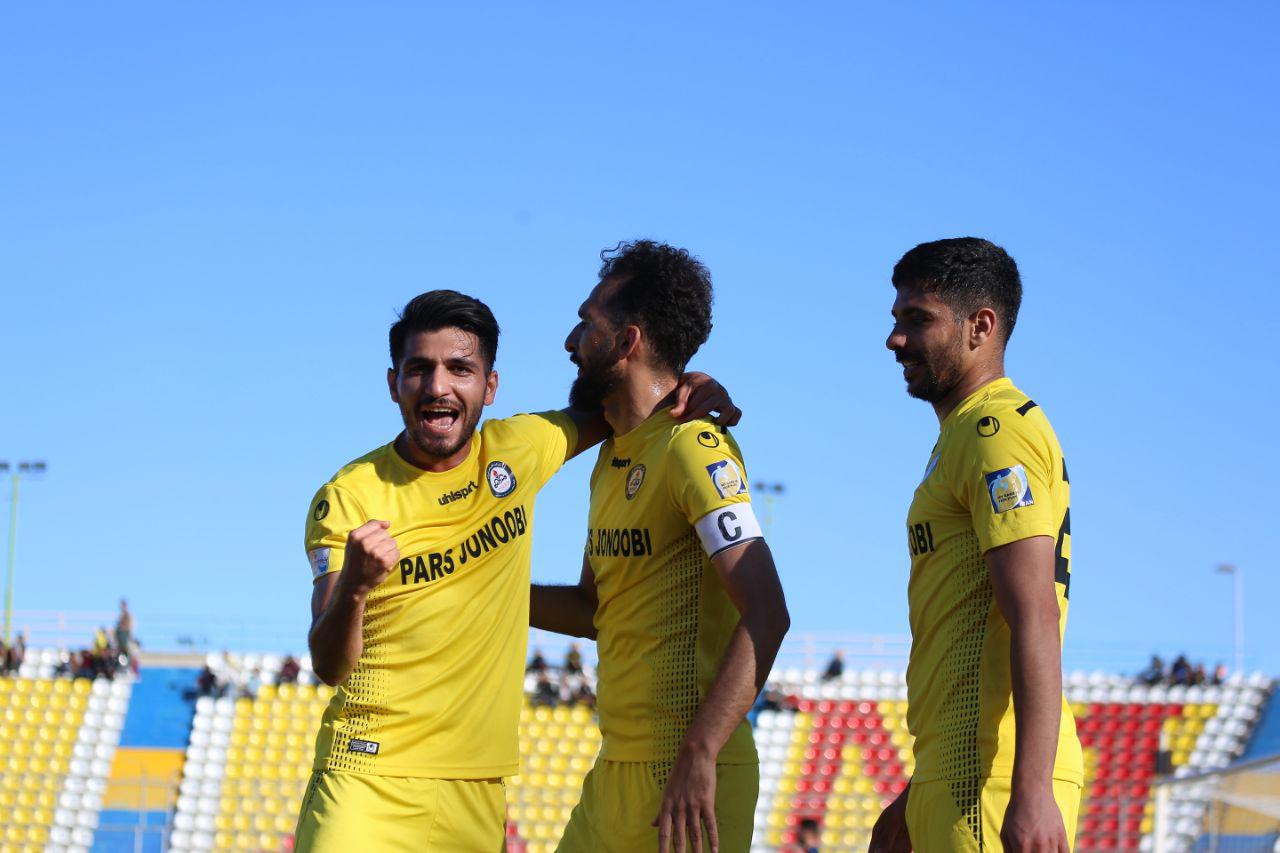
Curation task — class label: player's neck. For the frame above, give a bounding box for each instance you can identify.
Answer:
[603,370,679,437]
[931,361,1006,423]
[393,432,473,473]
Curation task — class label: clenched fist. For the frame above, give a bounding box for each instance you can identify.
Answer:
[339,520,400,596]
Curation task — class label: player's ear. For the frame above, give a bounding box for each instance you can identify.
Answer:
[387,367,400,403]
[484,370,498,406]
[619,325,642,360]
[970,307,998,349]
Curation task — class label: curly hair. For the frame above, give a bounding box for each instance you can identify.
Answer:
[597,240,713,374]
[892,237,1023,343]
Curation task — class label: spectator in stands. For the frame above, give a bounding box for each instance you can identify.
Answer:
[197,664,222,697]
[759,684,785,712]
[1211,662,1227,685]
[532,672,558,708]
[93,625,111,655]
[571,679,596,710]
[1171,654,1193,685]
[1191,662,1207,685]
[116,599,139,674]
[798,817,822,852]
[1137,654,1165,685]
[563,642,583,675]
[821,649,844,682]
[240,668,263,700]
[6,632,25,674]
[527,648,548,673]
[0,639,9,675]
[279,654,301,685]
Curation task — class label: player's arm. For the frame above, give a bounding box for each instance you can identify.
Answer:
[987,536,1070,853]
[308,520,400,686]
[560,372,742,459]
[656,535,790,853]
[529,555,599,640]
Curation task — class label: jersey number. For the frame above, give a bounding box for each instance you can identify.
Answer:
[1054,507,1071,598]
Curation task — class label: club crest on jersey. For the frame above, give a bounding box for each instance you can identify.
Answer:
[705,459,745,499]
[625,464,646,500]
[985,465,1034,513]
[486,461,517,497]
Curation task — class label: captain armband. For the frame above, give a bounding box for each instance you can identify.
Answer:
[694,504,764,558]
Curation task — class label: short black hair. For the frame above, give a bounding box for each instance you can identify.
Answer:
[892,237,1022,343]
[597,240,713,375]
[389,290,500,370]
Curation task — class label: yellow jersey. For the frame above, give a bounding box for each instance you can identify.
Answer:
[304,411,576,778]
[904,378,1082,786]
[587,409,759,768]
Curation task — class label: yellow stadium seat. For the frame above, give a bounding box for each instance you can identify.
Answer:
[215,831,235,850]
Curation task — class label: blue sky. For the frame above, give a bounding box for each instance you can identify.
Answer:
[2,3,1277,673]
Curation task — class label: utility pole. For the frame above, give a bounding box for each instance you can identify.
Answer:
[2,460,46,645]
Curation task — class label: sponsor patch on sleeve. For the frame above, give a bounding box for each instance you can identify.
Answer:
[705,459,746,499]
[695,504,764,557]
[985,465,1035,513]
[308,548,331,579]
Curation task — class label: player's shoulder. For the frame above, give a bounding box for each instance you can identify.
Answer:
[952,380,1056,447]
[481,410,572,446]
[665,419,742,458]
[321,443,394,493]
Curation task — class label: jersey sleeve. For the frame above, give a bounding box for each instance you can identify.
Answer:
[502,410,579,488]
[949,415,1058,553]
[303,483,367,582]
[666,425,763,557]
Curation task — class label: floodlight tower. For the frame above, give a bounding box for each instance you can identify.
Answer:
[1215,563,1244,676]
[2,460,46,645]
[751,481,786,538]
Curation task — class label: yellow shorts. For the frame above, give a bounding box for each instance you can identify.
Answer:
[294,770,506,852]
[905,777,1083,853]
[556,759,758,853]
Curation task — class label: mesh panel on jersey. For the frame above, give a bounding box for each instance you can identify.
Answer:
[326,600,394,772]
[647,532,704,790]
[938,529,993,843]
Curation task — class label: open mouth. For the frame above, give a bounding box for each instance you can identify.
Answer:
[898,359,922,382]
[419,406,461,435]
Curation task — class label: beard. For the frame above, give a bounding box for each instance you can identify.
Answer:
[901,337,967,403]
[401,403,483,461]
[568,350,623,410]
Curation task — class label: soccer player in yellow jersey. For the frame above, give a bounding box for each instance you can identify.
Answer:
[531,241,791,853]
[296,290,739,852]
[870,238,1083,853]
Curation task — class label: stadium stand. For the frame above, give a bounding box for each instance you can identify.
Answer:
[0,651,130,853]
[0,655,1270,853]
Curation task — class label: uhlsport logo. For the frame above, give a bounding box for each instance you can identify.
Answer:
[625,464,646,500]
[976,416,1001,437]
[985,464,1034,513]
[313,500,330,521]
[697,430,720,448]
[486,461,517,497]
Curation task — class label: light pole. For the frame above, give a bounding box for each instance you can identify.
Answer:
[1215,563,1244,675]
[751,481,786,538]
[2,460,46,646]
